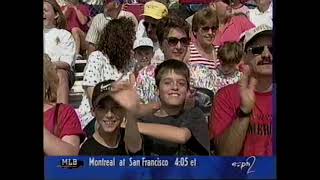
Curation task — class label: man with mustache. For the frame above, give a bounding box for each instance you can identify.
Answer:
[210,24,273,156]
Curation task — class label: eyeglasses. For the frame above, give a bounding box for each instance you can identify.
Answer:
[247,45,272,55]
[166,37,190,47]
[201,26,217,32]
[143,21,157,29]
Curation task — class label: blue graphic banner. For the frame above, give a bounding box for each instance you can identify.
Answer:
[45,156,276,180]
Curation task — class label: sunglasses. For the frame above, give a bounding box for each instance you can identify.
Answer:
[201,26,217,32]
[143,21,157,29]
[247,45,273,55]
[166,37,190,47]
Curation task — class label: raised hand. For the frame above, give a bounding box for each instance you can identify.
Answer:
[239,65,257,113]
[110,74,139,113]
[110,74,160,117]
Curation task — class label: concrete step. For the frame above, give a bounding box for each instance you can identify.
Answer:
[70,59,86,108]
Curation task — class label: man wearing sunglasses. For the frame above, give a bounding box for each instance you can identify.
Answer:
[136,1,168,64]
[210,24,273,156]
[210,0,255,46]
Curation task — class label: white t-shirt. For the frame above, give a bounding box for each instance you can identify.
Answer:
[77,51,135,128]
[248,3,273,27]
[43,28,76,68]
[136,19,164,65]
[86,11,138,45]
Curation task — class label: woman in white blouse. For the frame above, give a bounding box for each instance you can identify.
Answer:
[78,17,136,136]
[44,0,76,104]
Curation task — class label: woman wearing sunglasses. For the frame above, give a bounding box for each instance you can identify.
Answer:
[136,14,215,110]
[210,0,255,46]
[186,7,220,71]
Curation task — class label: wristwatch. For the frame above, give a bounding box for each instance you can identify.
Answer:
[236,107,252,118]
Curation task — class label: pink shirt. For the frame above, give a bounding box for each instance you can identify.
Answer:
[232,4,250,15]
[213,15,255,46]
[62,4,90,33]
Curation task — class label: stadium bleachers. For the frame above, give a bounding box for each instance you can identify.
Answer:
[69,60,86,108]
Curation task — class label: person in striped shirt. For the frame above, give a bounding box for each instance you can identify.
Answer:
[185,7,220,70]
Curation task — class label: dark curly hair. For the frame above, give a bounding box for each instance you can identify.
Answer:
[97,17,135,70]
[156,12,190,46]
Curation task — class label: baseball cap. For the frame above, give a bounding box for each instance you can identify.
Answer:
[141,1,168,20]
[133,37,154,50]
[243,24,272,49]
[92,80,115,108]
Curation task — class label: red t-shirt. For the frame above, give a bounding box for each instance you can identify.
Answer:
[62,4,90,33]
[213,15,255,46]
[210,84,272,156]
[44,104,85,140]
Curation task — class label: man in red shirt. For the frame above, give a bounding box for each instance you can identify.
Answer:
[210,24,272,156]
[62,0,91,59]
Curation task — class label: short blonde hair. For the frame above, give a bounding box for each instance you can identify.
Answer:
[43,54,59,103]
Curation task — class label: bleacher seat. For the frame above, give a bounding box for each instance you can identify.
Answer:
[70,59,87,108]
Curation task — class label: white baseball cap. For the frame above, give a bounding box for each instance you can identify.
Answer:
[133,37,154,50]
[243,24,272,49]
